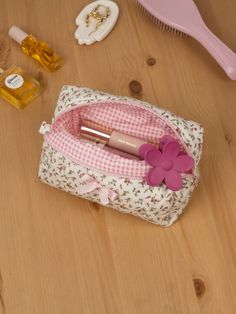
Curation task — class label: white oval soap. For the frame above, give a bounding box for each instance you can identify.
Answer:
[74,0,119,45]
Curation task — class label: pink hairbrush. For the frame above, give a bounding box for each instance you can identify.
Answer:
[137,0,236,80]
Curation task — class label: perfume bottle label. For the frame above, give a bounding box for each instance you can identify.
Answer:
[5,74,24,89]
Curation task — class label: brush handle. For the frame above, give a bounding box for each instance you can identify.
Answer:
[196,26,236,80]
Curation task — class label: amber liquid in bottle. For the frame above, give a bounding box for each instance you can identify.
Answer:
[0,66,41,109]
[21,35,63,72]
[9,26,63,72]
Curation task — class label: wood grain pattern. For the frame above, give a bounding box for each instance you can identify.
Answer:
[0,0,236,313]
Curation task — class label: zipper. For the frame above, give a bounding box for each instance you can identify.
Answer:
[43,100,195,179]
[51,100,194,158]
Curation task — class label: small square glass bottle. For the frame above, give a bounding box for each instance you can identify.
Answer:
[0,65,41,109]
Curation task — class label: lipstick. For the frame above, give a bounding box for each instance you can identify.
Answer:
[79,120,149,157]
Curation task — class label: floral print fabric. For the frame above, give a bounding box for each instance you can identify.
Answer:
[38,86,204,226]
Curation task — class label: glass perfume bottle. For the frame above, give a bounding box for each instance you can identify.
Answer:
[9,26,63,72]
[0,65,41,109]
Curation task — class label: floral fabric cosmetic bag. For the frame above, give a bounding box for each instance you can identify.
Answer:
[38,85,203,226]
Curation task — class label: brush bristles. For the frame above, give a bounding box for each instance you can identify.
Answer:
[137,1,188,38]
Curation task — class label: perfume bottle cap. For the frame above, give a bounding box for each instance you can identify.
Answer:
[8,26,28,44]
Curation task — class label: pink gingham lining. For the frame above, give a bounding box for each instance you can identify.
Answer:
[45,101,179,178]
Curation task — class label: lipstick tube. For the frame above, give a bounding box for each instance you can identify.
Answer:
[79,120,149,157]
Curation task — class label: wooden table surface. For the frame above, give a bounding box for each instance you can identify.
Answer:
[1,0,236,313]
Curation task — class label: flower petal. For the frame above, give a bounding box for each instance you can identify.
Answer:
[146,167,166,186]
[164,170,182,191]
[144,149,162,167]
[138,143,155,159]
[163,141,180,158]
[173,155,194,172]
[159,135,177,151]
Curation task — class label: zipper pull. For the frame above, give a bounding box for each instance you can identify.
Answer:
[39,121,51,135]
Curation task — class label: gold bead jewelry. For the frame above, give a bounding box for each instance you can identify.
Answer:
[85,4,111,36]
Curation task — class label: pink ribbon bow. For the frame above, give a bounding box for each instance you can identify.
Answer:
[77,174,118,205]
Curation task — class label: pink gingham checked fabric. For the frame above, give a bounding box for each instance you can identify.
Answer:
[52,102,177,142]
[38,86,204,226]
[45,101,178,178]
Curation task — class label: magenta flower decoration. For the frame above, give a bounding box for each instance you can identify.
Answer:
[139,137,194,191]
